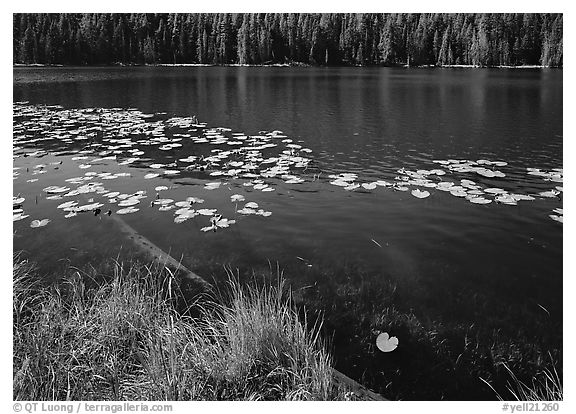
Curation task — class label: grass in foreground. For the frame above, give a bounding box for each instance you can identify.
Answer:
[481,361,563,401]
[299,265,563,401]
[13,255,343,401]
[241,260,562,400]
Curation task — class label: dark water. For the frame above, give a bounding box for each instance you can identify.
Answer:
[13,66,562,332]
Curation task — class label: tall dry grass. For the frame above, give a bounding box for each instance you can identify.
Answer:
[481,359,563,401]
[13,256,341,400]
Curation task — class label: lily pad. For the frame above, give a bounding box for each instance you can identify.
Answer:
[30,219,51,228]
[376,332,399,353]
[117,207,139,214]
[549,214,563,223]
[411,189,430,199]
[469,197,492,204]
[197,208,217,216]
[361,183,377,190]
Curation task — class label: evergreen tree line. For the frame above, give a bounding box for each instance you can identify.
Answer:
[14,13,563,67]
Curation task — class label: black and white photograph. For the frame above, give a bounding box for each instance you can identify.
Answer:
[8,2,567,408]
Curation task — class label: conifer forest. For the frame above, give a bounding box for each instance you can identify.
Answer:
[13,13,563,67]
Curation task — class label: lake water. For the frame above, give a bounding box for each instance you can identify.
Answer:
[13,66,562,349]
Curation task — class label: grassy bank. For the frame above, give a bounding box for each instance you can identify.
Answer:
[13,254,562,401]
[13,255,346,401]
[315,272,561,400]
[238,261,562,401]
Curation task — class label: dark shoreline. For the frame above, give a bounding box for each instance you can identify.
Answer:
[13,63,562,69]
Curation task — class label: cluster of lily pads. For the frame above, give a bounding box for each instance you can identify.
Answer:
[13,102,563,232]
[328,160,563,222]
[13,102,305,231]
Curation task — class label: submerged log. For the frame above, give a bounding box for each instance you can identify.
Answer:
[332,369,387,401]
[108,213,211,291]
[108,211,386,401]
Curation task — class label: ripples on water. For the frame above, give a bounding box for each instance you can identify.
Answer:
[13,66,562,326]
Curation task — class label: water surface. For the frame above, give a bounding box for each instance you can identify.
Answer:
[13,66,563,329]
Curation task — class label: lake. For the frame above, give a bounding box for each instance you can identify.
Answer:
[13,67,563,391]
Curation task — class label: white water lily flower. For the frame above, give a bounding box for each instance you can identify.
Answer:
[30,219,51,228]
[411,189,430,199]
[230,194,245,202]
[155,186,169,191]
[245,202,259,209]
[144,173,160,179]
